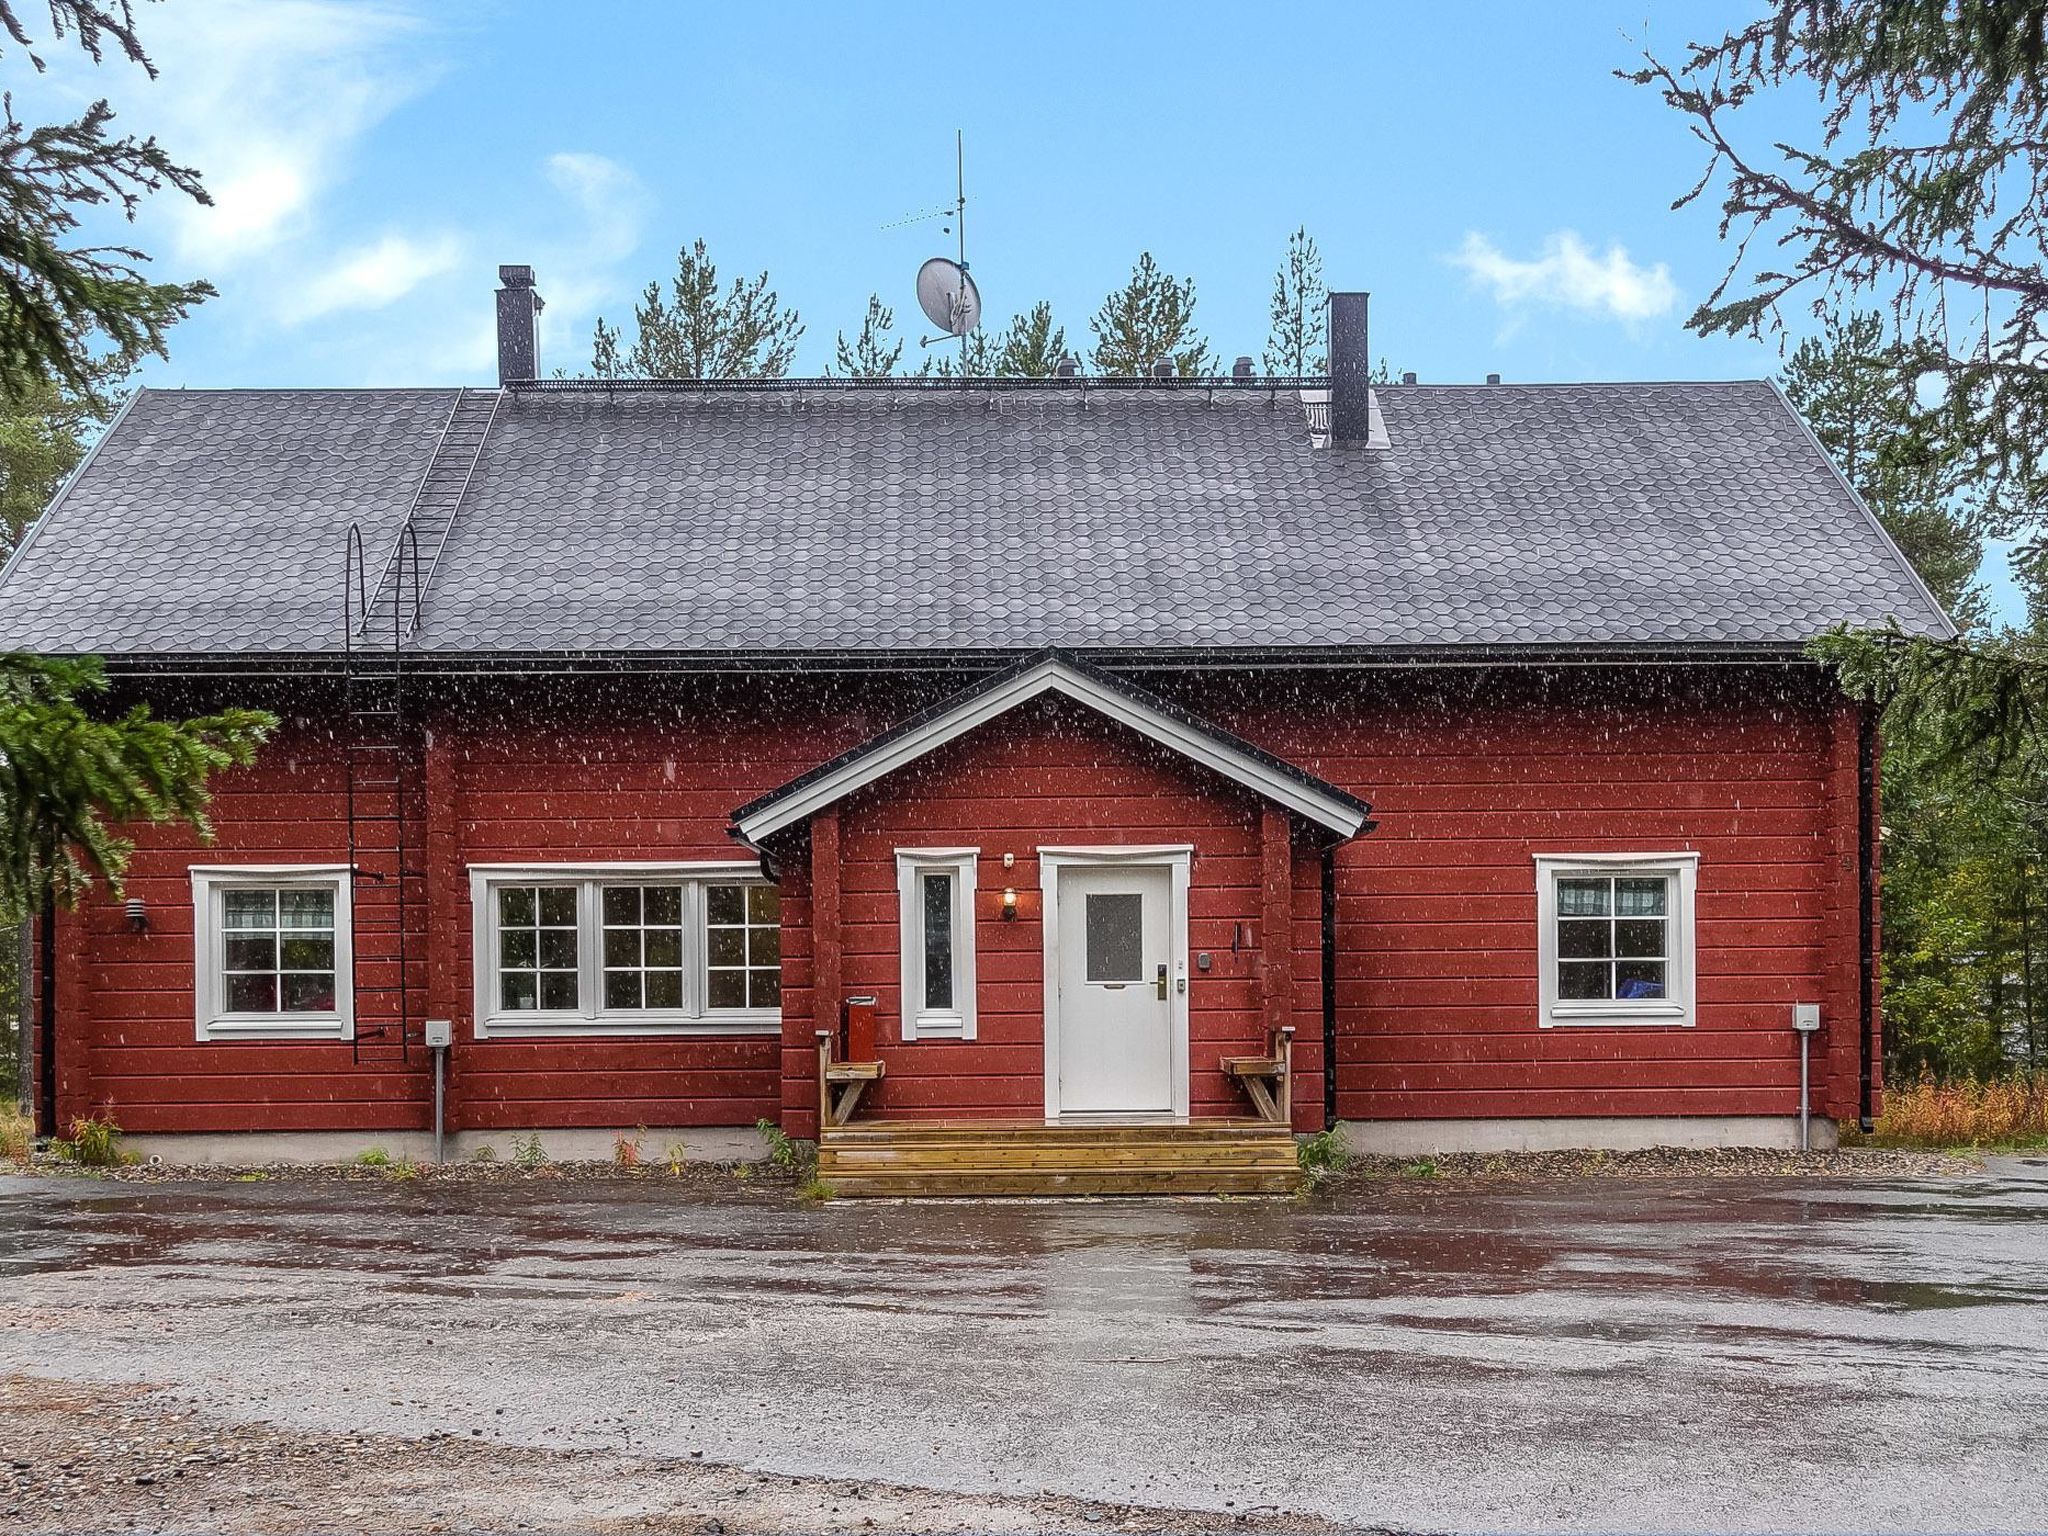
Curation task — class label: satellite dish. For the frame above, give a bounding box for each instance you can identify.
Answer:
[916,256,981,338]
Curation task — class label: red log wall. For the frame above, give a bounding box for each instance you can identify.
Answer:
[44,667,1867,1138]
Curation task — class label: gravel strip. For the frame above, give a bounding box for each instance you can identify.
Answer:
[1335,1144,1982,1179]
[0,1375,1353,1536]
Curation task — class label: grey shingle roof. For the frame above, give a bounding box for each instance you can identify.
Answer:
[0,378,1953,657]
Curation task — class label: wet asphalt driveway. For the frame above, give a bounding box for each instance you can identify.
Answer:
[2,1164,2046,1534]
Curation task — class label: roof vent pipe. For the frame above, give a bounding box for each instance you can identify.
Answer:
[496,264,544,385]
[1232,355,1255,380]
[1328,292,1372,445]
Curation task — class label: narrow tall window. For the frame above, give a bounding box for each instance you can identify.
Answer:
[922,870,955,1011]
[602,884,686,1011]
[897,849,978,1040]
[1535,855,1698,1028]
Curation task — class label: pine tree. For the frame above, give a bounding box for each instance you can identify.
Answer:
[929,328,996,380]
[1781,312,1987,618]
[590,239,803,379]
[1088,254,1214,377]
[0,359,114,556]
[1262,227,1327,375]
[995,302,1067,378]
[0,1,213,406]
[0,655,274,912]
[829,294,907,379]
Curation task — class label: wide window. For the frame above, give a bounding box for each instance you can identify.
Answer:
[470,864,781,1036]
[190,866,354,1041]
[896,848,978,1040]
[1534,854,1698,1027]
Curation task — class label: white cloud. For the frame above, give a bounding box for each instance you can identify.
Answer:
[121,0,436,268]
[1450,231,1679,324]
[288,232,464,322]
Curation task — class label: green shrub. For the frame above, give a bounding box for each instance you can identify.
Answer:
[54,1112,129,1167]
[354,1145,391,1168]
[1296,1128,1350,1177]
[510,1132,547,1169]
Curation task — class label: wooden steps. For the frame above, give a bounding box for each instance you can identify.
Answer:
[815,1118,1304,1198]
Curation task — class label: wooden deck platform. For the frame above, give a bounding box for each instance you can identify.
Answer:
[814,1118,1304,1198]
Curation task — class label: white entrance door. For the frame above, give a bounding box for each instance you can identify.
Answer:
[1053,863,1176,1114]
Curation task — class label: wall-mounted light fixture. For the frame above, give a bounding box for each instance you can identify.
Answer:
[124,896,148,932]
[1001,887,1018,921]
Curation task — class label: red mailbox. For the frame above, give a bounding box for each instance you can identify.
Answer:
[844,994,878,1061]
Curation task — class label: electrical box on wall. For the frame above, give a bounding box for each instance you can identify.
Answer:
[424,1018,453,1048]
[1793,1003,1820,1034]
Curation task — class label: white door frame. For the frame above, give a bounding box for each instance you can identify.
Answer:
[1040,844,1192,1119]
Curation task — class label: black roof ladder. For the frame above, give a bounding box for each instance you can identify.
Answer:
[337,386,500,1068]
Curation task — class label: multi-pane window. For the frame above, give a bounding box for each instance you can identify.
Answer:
[1555,875,1668,1001]
[705,883,781,1011]
[497,885,580,1012]
[221,887,338,1014]
[191,867,353,1040]
[1535,855,1698,1028]
[897,849,977,1040]
[473,867,781,1035]
[602,884,686,1010]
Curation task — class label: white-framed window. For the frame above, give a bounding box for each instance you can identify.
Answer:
[1534,853,1699,1028]
[190,865,354,1041]
[896,848,978,1040]
[469,863,780,1037]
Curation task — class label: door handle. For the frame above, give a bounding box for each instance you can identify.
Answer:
[1156,963,1168,1000]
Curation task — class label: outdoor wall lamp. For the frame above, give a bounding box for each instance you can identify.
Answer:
[124,896,148,932]
[1001,886,1018,920]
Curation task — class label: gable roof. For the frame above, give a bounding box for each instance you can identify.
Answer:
[730,651,1374,842]
[0,377,1954,659]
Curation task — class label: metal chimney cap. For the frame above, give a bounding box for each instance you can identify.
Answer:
[1055,355,1079,379]
[1401,371,1417,386]
[498,264,536,288]
[1151,360,1174,379]
[1232,355,1255,379]
[1486,372,1502,385]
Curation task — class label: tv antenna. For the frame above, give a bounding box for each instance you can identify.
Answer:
[910,131,979,366]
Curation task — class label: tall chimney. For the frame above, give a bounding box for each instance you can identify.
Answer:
[496,265,543,384]
[1328,291,1371,445]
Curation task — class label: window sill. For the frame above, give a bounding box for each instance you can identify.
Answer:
[200,1014,352,1042]
[904,1011,973,1042]
[1542,1004,1692,1029]
[476,1012,781,1039]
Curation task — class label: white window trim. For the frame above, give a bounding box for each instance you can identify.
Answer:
[1534,852,1699,1029]
[469,861,780,1038]
[190,864,354,1042]
[896,848,978,1041]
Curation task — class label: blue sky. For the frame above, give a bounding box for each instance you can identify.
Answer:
[26,0,2025,611]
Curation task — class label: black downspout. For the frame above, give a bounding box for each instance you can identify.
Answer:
[36,892,56,1139]
[1857,704,1877,1134]
[1321,844,1338,1131]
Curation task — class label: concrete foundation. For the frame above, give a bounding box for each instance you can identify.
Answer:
[120,1125,770,1168]
[1338,1115,1838,1156]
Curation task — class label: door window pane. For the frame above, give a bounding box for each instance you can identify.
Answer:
[1085,893,1144,983]
[219,885,337,1015]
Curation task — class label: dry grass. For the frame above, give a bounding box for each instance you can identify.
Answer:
[1851,1071,2048,1149]
[1,1100,30,1162]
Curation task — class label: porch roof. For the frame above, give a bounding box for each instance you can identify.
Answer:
[729,651,1374,842]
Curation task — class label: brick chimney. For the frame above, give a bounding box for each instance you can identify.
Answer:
[496,265,544,384]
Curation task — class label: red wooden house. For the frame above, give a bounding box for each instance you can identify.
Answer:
[0,271,1951,1191]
